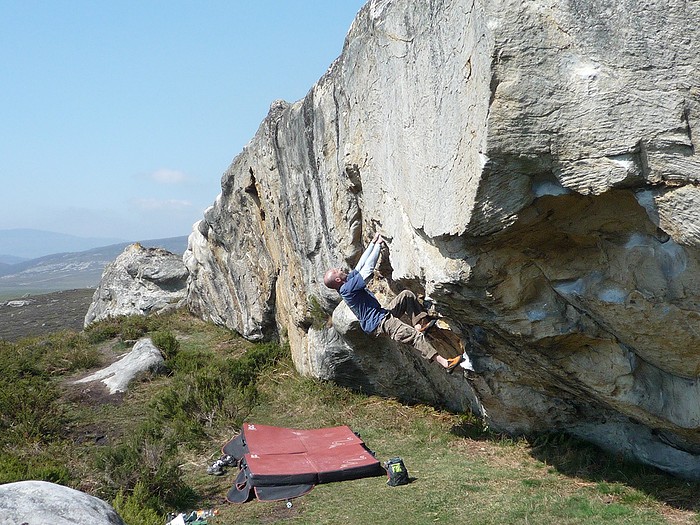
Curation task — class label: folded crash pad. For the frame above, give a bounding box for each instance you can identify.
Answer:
[223,423,384,503]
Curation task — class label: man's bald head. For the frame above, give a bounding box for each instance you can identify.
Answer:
[323,268,347,290]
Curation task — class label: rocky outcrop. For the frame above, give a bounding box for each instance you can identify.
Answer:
[184,0,700,478]
[85,243,188,326]
[73,338,165,394]
[0,480,126,525]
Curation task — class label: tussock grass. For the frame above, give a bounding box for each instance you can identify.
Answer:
[0,311,698,525]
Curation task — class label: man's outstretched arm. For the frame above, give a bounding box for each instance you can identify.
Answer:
[355,233,384,281]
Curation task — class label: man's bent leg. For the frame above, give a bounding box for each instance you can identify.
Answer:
[385,290,430,327]
[376,314,437,361]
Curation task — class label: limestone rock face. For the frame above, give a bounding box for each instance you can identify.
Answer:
[185,0,700,478]
[0,480,126,525]
[85,243,188,327]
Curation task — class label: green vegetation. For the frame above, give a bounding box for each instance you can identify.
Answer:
[306,294,329,330]
[1,310,698,524]
[151,330,180,361]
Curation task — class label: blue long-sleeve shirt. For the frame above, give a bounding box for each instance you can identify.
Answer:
[339,240,387,333]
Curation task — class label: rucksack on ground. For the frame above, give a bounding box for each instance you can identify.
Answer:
[384,457,409,486]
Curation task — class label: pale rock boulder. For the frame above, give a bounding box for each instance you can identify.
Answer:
[0,480,126,525]
[5,299,32,308]
[185,0,700,478]
[73,338,165,394]
[85,243,188,327]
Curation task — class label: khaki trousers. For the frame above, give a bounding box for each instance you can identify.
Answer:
[374,290,437,361]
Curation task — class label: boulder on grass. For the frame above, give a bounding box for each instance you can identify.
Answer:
[85,243,188,327]
[73,338,164,394]
[0,480,126,525]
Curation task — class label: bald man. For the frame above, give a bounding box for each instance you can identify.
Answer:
[324,233,462,372]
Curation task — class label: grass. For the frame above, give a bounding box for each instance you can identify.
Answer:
[1,310,699,525]
[199,362,700,525]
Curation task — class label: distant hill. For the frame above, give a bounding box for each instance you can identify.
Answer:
[0,236,189,300]
[0,254,29,265]
[0,229,126,260]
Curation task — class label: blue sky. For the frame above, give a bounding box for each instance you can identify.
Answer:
[0,1,366,242]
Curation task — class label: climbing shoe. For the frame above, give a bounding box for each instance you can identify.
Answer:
[206,461,225,476]
[445,355,463,373]
[206,454,236,476]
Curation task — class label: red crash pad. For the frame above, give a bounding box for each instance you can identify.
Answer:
[223,423,383,503]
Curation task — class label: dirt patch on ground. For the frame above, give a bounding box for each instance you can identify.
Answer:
[0,288,95,341]
[63,376,126,408]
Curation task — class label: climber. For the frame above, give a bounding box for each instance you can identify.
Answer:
[323,232,463,372]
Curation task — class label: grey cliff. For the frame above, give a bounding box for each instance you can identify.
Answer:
[184,0,700,478]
